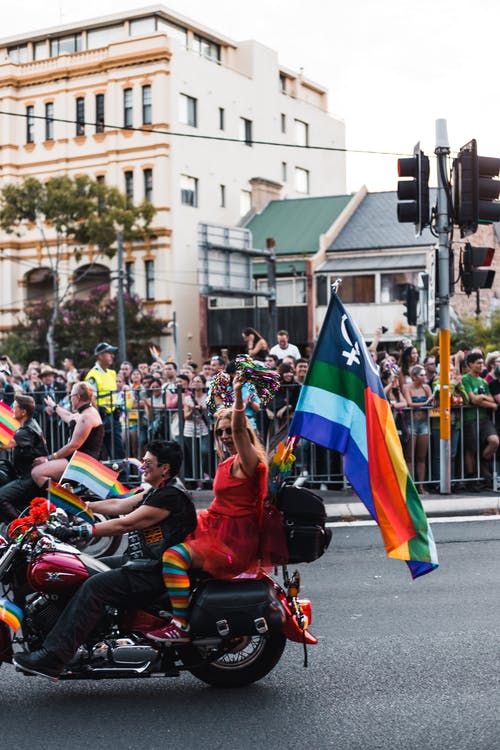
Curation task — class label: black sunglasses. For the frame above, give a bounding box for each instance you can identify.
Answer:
[216,427,232,437]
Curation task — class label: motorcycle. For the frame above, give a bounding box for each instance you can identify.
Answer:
[0,503,320,688]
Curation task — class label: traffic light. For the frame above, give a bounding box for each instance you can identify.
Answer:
[403,284,419,326]
[460,243,495,296]
[397,142,430,237]
[453,139,500,237]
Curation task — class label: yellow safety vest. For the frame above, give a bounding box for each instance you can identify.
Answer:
[85,366,118,414]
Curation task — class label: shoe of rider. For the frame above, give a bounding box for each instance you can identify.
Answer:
[147,620,190,643]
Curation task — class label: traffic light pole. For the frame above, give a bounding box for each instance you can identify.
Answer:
[435,119,451,494]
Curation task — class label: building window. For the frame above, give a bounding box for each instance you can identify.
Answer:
[123,88,133,129]
[295,119,309,147]
[192,34,221,62]
[76,97,85,136]
[281,162,287,182]
[50,34,82,57]
[280,113,286,133]
[380,272,420,303]
[340,275,375,304]
[240,189,252,216]
[87,24,124,49]
[219,107,225,131]
[44,102,54,141]
[156,18,188,47]
[124,170,134,203]
[26,105,35,144]
[95,94,105,133]
[142,85,152,125]
[219,184,226,208]
[144,259,154,300]
[279,74,287,93]
[256,276,307,307]
[294,167,309,194]
[8,44,29,63]
[180,175,198,207]
[143,168,153,202]
[125,261,135,295]
[179,94,197,127]
[34,41,49,61]
[240,117,253,146]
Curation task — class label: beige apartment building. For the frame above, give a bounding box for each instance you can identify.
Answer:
[0,5,346,362]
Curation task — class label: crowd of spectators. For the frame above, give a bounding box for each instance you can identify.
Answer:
[1,326,499,492]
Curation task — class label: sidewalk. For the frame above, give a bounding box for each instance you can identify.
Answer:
[189,487,500,521]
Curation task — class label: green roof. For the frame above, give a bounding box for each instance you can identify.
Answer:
[246,194,353,255]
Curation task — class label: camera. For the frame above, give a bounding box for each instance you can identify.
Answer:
[381,326,388,334]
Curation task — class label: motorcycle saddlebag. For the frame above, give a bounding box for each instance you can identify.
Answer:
[189,579,285,638]
[277,485,332,564]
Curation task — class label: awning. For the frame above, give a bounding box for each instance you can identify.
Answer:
[316,252,427,273]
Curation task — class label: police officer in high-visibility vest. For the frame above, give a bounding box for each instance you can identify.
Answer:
[85,342,125,460]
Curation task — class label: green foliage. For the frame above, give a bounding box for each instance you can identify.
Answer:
[426,311,500,353]
[1,287,165,369]
[0,175,156,364]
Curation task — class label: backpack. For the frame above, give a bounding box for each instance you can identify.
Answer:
[276,484,332,564]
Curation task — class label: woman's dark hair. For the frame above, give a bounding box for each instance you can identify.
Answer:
[145,440,183,477]
[242,326,262,341]
[14,394,35,418]
[150,378,162,387]
[278,363,293,376]
[398,345,416,375]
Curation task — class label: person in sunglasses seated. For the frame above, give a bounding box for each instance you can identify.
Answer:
[147,374,270,643]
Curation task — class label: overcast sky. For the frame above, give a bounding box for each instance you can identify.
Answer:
[1,0,498,193]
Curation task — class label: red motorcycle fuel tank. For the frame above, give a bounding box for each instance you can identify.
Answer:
[28,551,90,593]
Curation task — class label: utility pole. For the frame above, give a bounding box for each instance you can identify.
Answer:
[435,119,451,494]
[266,237,278,343]
[116,228,127,364]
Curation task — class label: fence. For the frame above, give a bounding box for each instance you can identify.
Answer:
[2,385,498,492]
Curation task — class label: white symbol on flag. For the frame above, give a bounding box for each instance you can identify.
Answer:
[340,315,361,367]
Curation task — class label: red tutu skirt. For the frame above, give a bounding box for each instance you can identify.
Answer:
[188,509,261,578]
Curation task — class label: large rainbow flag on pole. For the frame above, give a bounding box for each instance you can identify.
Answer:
[60,451,118,499]
[0,402,20,446]
[288,288,438,579]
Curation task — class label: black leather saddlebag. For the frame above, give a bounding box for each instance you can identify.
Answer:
[277,485,332,564]
[189,579,285,638]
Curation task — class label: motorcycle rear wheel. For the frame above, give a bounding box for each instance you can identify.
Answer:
[183,632,286,688]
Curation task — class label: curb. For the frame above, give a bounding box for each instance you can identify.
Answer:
[325,495,500,522]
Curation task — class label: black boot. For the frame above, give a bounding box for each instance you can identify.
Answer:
[13,648,66,681]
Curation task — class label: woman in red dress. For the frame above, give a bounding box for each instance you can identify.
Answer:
[147,374,269,643]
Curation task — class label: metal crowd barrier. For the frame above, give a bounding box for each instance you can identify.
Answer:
[2,386,498,493]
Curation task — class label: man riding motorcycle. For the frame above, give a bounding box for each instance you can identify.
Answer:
[0,394,48,523]
[13,439,197,680]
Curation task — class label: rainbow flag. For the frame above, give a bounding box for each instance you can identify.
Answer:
[0,597,23,631]
[48,481,95,525]
[0,402,20,446]
[108,479,142,499]
[288,291,438,579]
[60,451,118,499]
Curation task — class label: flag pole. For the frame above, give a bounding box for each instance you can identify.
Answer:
[331,277,342,294]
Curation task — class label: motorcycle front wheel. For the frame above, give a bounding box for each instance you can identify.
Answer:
[183,632,286,688]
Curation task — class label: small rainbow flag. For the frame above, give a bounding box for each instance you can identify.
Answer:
[108,479,142,499]
[0,402,20,447]
[48,481,95,525]
[0,597,23,631]
[60,451,118,499]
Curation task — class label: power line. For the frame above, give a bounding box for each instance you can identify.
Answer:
[0,108,411,158]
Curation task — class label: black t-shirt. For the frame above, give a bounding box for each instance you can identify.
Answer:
[488,379,500,428]
[126,479,197,563]
[13,418,48,478]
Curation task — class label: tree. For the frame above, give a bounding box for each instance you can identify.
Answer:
[0,175,155,364]
[1,287,165,368]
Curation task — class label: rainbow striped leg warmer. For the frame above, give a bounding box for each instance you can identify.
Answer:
[161,543,193,630]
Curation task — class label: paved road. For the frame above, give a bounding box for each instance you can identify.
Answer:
[1,519,499,750]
